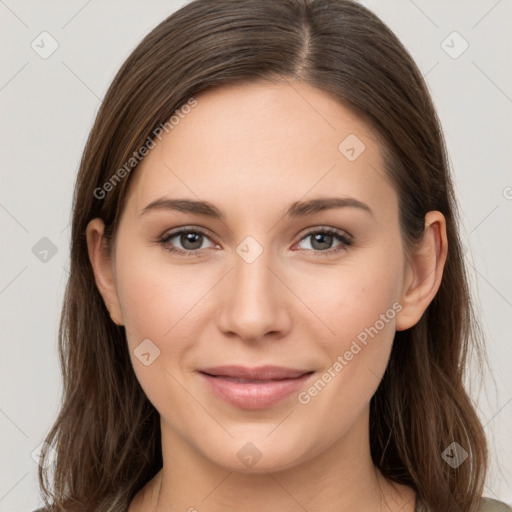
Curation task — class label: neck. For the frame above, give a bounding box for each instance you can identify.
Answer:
[131,407,415,512]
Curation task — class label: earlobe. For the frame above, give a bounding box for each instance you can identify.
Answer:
[85,218,124,326]
[395,211,448,331]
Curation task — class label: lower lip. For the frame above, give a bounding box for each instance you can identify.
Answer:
[198,371,314,410]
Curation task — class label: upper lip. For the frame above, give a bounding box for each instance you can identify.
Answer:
[198,365,312,380]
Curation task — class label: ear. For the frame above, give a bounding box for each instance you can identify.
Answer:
[85,218,124,326]
[395,211,448,331]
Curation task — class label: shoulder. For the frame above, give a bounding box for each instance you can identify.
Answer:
[416,498,512,512]
[478,498,512,511]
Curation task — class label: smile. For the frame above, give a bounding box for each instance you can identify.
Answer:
[197,365,315,409]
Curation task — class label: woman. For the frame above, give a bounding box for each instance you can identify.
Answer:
[35,0,511,511]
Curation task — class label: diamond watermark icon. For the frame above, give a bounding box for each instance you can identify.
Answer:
[32,237,58,263]
[338,134,366,161]
[31,31,59,59]
[441,441,468,468]
[134,338,161,366]
[237,442,262,468]
[441,31,469,59]
[236,236,263,264]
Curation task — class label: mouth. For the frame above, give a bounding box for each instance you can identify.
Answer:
[197,365,315,409]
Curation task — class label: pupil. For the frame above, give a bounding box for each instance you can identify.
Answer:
[182,232,202,250]
[312,233,332,250]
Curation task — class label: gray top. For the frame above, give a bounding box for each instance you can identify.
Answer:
[33,497,512,511]
[415,497,512,511]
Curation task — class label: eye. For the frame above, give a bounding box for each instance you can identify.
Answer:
[158,226,352,258]
[159,227,217,256]
[295,227,352,255]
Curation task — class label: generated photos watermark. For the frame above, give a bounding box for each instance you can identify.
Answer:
[93,97,198,200]
[297,301,403,405]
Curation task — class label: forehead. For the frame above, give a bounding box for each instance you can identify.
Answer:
[125,80,395,217]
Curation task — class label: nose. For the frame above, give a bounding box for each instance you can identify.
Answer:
[216,246,292,343]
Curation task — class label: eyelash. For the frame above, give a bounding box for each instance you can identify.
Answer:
[158,226,353,258]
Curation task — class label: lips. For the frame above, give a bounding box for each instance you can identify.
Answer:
[198,365,311,381]
[197,365,314,409]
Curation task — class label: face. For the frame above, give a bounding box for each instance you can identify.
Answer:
[91,80,427,473]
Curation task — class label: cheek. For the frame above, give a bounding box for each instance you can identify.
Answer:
[312,252,403,352]
[113,251,205,412]
[113,254,192,402]
[115,244,209,343]
[113,245,224,399]
[300,245,404,404]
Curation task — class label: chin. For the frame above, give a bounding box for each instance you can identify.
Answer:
[195,434,318,475]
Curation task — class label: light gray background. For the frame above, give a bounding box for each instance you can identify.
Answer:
[1,1,511,510]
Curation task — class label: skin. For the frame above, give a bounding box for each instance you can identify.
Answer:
[86,80,447,511]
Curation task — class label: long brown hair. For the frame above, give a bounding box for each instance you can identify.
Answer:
[38,1,488,510]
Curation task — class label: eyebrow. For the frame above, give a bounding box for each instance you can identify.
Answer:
[140,196,373,220]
